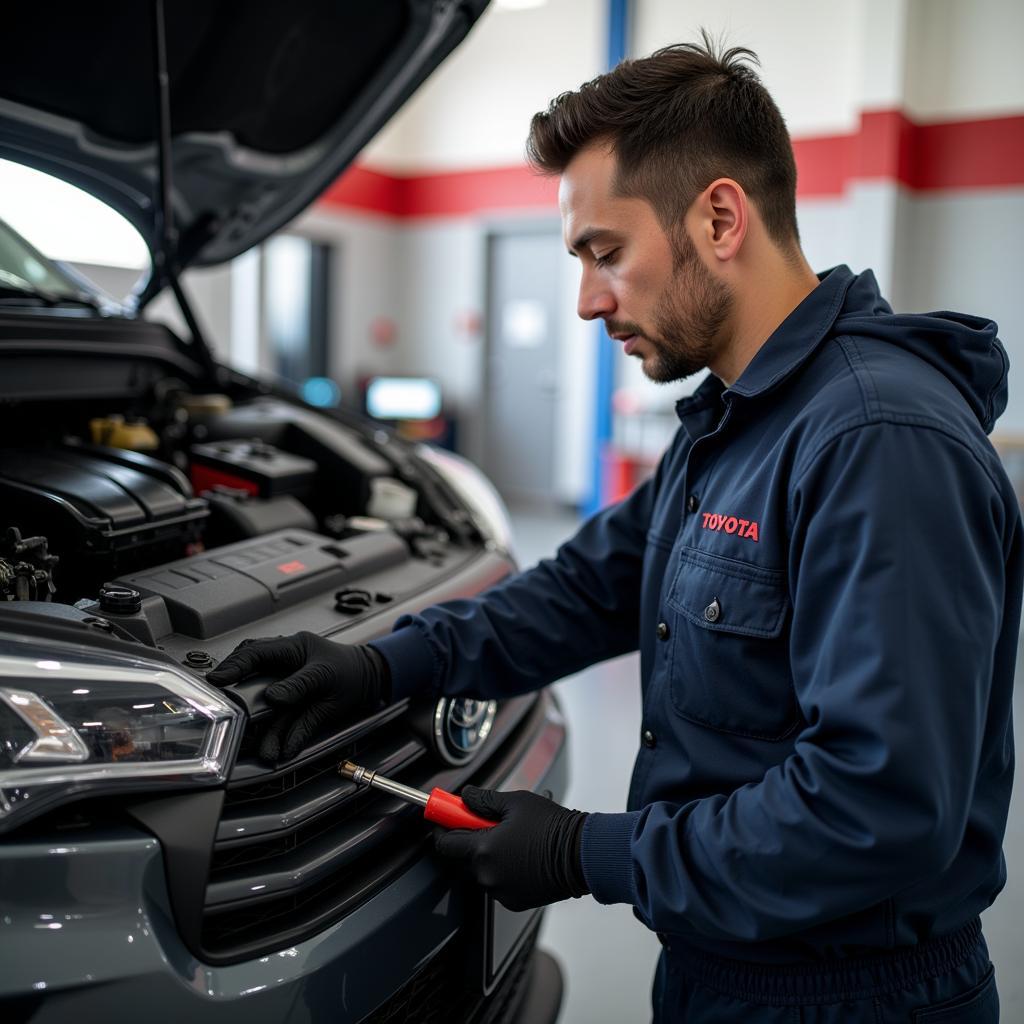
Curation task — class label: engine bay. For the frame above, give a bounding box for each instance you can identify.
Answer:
[0,381,483,663]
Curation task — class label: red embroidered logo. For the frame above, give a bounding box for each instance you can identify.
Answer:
[701,512,759,542]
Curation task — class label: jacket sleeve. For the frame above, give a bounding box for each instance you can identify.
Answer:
[581,420,1019,942]
[371,443,671,704]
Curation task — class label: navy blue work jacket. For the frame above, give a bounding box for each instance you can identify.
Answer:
[374,266,1022,962]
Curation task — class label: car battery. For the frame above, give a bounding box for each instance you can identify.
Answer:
[190,439,318,500]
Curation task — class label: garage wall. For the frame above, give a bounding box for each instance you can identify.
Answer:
[895,189,1024,431]
[635,0,867,135]
[145,266,232,360]
[364,0,606,172]
[136,0,1022,502]
[308,0,603,501]
[297,209,405,404]
[903,0,1024,119]
[304,0,1022,502]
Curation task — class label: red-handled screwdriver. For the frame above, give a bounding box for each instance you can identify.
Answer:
[339,760,498,830]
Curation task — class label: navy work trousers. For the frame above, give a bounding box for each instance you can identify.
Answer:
[652,920,998,1022]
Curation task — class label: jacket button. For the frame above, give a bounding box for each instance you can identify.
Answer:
[656,621,669,640]
[703,598,721,623]
[642,729,656,748]
[686,494,699,513]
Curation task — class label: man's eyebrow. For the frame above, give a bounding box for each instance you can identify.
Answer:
[568,227,614,255]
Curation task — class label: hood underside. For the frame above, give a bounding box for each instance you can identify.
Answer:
[0,0,487,300]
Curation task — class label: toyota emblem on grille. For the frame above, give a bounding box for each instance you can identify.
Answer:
[449,699,488,729]
[432,696,497,765]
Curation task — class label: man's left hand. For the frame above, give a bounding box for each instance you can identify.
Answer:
[433,787,590,912]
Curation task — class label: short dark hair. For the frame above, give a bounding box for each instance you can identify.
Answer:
[526,32,800,251]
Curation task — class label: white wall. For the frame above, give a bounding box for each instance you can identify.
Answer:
[635,0,1024,122]
[554,247,597,502]
[365,0,605,171]
[895,191,1024,432]
[146,263,233,362]
[634,0,866,134]
[111,0,1022,505]
[904,0,1024,120]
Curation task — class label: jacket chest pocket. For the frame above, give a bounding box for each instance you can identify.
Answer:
[665,547,798,741]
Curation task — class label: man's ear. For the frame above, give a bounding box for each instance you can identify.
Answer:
[693,177,747,264]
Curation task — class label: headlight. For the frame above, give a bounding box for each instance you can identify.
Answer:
[0,635,241,832]
[416,444,515,557]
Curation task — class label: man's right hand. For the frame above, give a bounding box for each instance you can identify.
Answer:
[205,632,391,763]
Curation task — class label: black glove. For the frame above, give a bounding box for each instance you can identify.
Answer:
[205,632,391,763]
[433,787,590,912]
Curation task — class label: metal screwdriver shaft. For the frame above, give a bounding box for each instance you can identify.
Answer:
[340,760,497,830]
[341,761,429,806]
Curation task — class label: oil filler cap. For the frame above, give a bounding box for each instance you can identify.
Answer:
[185,650,215,669]
[98,584,142,616]
[334,588,373,615]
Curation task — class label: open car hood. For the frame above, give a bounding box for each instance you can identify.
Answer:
[0,1,487,303]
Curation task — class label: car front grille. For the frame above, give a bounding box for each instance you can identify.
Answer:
[199,694,540,962]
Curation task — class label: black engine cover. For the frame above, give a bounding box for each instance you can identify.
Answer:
[0,443,208,597]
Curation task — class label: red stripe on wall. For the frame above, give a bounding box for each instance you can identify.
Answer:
[320,163,558,218]
[401,165,558,216]
[320,165,402,217]
[846,110,1024,192]
[913,115,1024,190]
[854,110,918,185]
[319,110,1024,217]
[790,133,852,197]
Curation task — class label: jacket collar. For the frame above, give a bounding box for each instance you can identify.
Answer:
[674,264,857,429]
[727,264,856,398]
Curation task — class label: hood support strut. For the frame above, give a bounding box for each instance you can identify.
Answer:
[148,0,219,381]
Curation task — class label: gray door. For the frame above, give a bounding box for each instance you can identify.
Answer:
[484,231,562,505]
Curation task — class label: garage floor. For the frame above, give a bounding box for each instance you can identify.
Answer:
[507,507,1024,1024]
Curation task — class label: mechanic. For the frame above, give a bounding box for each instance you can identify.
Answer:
[207,38,1020,1023]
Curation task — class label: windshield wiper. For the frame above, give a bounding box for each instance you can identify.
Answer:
[0,284,102,310]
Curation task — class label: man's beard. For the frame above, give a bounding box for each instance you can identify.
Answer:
[613,231,733,384]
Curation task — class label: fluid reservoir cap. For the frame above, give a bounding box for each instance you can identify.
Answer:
[98,584,142,615]
[334,588,373,614]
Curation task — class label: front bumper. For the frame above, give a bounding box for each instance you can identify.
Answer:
[0,692,568,1023]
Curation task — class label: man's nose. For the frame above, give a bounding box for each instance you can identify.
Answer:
[577,270,616,321]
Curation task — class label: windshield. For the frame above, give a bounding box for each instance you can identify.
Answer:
[0,218,86,301]
[0,159,149,306]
